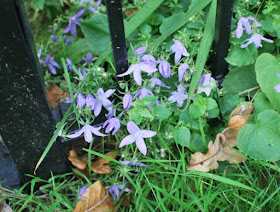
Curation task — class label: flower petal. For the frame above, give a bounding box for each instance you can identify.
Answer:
[135,137,147,155]
[127,121,140,134]
[133,69,142,86]
[140,130,157,138]
[119,135,135,148]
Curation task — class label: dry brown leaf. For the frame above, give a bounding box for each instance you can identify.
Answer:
[73,180,115,212]
[91,153,117,174]
[187,102,253,172]
[46,84,69,109]
[68,150,87,170]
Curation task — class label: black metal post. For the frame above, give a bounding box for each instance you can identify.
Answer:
[213,0,234,83]
[105,0,129,82]
[0,0,70,186]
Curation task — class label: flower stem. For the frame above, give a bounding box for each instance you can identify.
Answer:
[198,116,206,148]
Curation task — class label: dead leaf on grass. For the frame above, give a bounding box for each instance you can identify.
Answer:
[68,150,117,176]
[187,102,253,172]
[73,180,115,212]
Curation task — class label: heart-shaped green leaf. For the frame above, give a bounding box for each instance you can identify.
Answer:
[173,126,191,147]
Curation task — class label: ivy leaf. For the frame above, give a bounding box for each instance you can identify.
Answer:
[225,44,258,67]
[254,92,275,114]
[255,53,280,112]
[152,105,172,120]
[173,126,191,147]
[222,65,258,96]
[237,110,280,162]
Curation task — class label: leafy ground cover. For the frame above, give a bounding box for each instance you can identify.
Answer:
[1,0,280,211]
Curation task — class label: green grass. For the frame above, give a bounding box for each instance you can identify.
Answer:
[2,146,280,211]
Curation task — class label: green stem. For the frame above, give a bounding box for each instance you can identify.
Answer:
[198,116,206,148]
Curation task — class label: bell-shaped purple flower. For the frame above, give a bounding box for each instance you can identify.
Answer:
[178,63,189,82]
[170,39,190,64]
[102,118,120,135]
[67,124,107,143]
[134,46,147,55]
[86,53,92,63]
[45,56,60,75]
[150,77,170,89]
[236,16,261,38]
[241,33,273,48]
[123,93,133,110]
[134,88,154,100]
[158,60,171,78]
[94,88,115,117]
[108,182,131,201]
[51,35,57,42]
[140,54,157,68]
[85,94,97,110]
[64,9,85,36]
[77,93,86,108]
[197,74,216,97]
[119,121,157,155]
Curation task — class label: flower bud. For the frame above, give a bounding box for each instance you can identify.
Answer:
[123,93,132,110]
[158,60,171,78]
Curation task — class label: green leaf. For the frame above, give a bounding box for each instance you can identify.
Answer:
[222,65,258,96]
[173,126,191,147]
[225,44,258,67]
[80,14,110,53]
[218,95,243,123]
[140,24,152,35]
[149,0,212,49]
[152,105,172,120]
[129,108,143,125]
[189,95,207,118]
[237,110,280,162]
[147,13,165,26]
[160,13,186,34]
[138,108,154,119]
[142,95,159,106]
[254,92,275,114]
[186,0,216,105]
[189,133,205,152]
[179,110,201,131]
[255,53,280,112]
[206,98,218,111]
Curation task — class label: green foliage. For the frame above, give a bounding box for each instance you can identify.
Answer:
[218,95,243,122]
[225,44,258,67]
[254,92,275,114]
[255,53,280,112]
[238,110,280,162]
[152,105,172,120]
[222,65,258,96]
[173,126,191,147]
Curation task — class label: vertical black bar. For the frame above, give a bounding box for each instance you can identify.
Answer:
[213,0,234,83]
[105,0,129,81]
[0,0,70,185]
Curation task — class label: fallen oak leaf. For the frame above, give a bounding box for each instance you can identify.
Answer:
[187,102,252,172]
[68,150,87,170]
[91,153,117,174]
[73,180,115,212]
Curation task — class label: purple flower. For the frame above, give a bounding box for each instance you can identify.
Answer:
[123,93,133,110]
[63,36,72,45]
[134,88,154,100]
[117,63,157,86]
[241,33,273,48]
[79,187,87,199]
[236,16,261,38]
[109,183,131,201]
[119,121,157,155]
[86,94,97,110]
[86,53,92,63]
[77,93,86,108]
[150,77,170,89]
[197,74,216,96]
[78,68,87,81]
[168,84,188,107]
[94,88,115,117]
[66,57,74,71]
[134,46,147,55]
[170,39,190,64]
[67,124,106,143]
[102,118,120,135]
[65,98,72,103]
[45,56,60,75]
[158,60,171,78]
[89,0,101,13]
[119,159,149,172]
[64,9,85,36]
[140,54,157,68]
[51,35,57,42]
[178,63,189,82]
